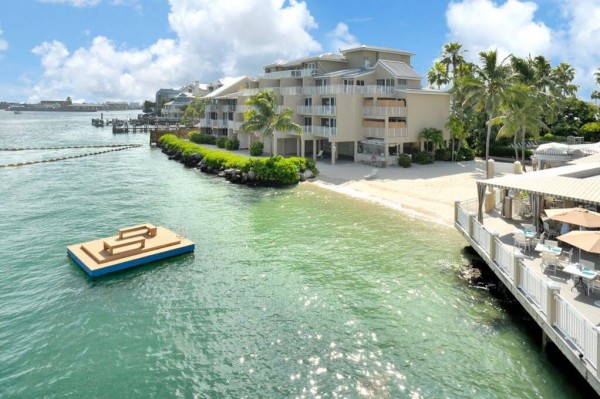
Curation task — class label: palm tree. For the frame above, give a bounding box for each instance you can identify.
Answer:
[440,42,467,84]
[493,83,547,170]
[427,61,449,89]
[241,90,301,156]
[419,127,444,153]
[550,62,578,97]
[594,68,600,86]
[463,50,512,161]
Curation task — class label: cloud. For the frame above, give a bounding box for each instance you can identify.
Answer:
[446,0,553,60]
[29,0,322,102]
[0,23,7,53]
[326,22,360,52]
[446,0,600,97]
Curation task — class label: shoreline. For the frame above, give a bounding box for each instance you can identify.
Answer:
[308,159,516,228]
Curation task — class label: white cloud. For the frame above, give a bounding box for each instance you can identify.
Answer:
[446,0,600,98]
[446,0,553,60]
[29,0,322,102]
[0,23,8,53]
[327,22,360,51]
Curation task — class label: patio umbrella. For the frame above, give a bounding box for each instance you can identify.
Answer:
[547,207,600,229]
[557,231,600,259]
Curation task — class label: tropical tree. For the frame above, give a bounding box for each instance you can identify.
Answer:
[419,127,444,153]
[241,90,301,156]
[427,61,449,89]
[463,50,512,161]
[595,68,600,86]
[181,99,206,125]
[550,62,578,97]
[492,83,547,170]
[446,114,468,156]
[142,100,155,114]
[440,42,467,84]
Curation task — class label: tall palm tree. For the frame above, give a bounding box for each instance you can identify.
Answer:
[594,68,600,86]
[241,90,301,156]
[427,61,449,89]
[463,50,512,161]
[550,62,578,97]
[440,42,467,84]
[493,83,547,170]
[419,127,444,153]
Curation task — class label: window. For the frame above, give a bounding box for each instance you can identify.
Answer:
[322,97,335,106]
[228,112,233,121]
[356,80,365,86]
[304,117,311,126]
[398,79,408,86]
[343,79,354,86]
[321,118,336,128]
[304,97,312,106]
[377,79,395,87]
[389,117,406,123]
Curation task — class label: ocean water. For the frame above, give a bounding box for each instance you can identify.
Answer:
[0,110,588,398]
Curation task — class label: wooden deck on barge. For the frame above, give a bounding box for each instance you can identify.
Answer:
[67,224,194,277]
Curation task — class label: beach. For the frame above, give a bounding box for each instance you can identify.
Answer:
[311,159,516,227]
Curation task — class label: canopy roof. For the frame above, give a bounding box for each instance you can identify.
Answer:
[477,163,600,206]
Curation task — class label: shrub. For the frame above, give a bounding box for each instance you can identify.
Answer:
[216,136,227,148]
[398,153,412,168]
[188,131,217,145]
[435,148,453,161]
[457,146,475,161]
[249,142,264,156]
[157,134,317,185]
[580,122,600,142]
[489,146,534,159]
[224,138,240,150]
[413,151,434,165]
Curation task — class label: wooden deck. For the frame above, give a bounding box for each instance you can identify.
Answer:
[67,225,194,277]
[481,211,600,325]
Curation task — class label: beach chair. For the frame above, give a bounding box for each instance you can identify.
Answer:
[316,150,324,160]
[513,233,531,251]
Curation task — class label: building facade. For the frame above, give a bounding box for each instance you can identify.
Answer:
[198,45,451,165]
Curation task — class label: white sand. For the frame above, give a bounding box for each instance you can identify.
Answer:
[310,159,516,227]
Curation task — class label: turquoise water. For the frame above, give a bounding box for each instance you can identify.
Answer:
[0,111,587,398]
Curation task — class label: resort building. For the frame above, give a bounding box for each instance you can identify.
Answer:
[455,157,600,395]
[198,45,451,165]
[161,92,197,119]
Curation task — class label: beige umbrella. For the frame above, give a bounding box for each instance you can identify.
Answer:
[547,208,600,229]
[557,231,600,258]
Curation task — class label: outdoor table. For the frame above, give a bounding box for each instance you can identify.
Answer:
[563,263,598,295]
[535,243,562,255]
[514,229,536,239]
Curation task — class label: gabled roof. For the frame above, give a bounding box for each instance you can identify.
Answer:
[317,68,364,78]
[378,60,422,80]
[204,76,248,98]
[264,53,347,68]
[341,45,415,57]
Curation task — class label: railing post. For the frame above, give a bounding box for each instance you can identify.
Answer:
[513,251,525,284]
[489,231,499,260]
[546,281,561,325]
[596,328,600,378]
[454,200,460,223]
[468,212,476,238]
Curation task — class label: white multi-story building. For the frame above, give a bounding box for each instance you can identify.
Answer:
[199,45,451,165]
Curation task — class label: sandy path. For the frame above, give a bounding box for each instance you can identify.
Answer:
[309,159,515,227]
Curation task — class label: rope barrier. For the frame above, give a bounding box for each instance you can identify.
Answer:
[0,144,143,168]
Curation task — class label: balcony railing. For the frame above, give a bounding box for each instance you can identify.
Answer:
[241,85,401,97]
[199,119,228,128]
[227,120,242,130]
[261,69,317,80]
[362,127,408,138]
[362,106,407,117]
[296,105,337,115]
[222,105,237,112]
[302,126,337,137]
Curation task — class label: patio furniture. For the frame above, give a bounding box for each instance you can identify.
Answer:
[530,232,546,247]
[543,221,560,239]
[563,262,597,295]
[541,251,561,274]
[316,150,324,160]
[544,239,559,247]
[534,242,562,256]
[513,233,531,251]
[559,248,573,267]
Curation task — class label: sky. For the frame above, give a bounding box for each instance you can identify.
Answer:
[0,0,599,103]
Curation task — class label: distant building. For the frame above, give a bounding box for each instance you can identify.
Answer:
[155,89,180,111]
[40,97,72,109]
[104,102,130,110]
[161,92,196,118]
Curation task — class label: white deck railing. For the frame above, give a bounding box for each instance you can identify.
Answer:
[456,205,469,230]
[494,239,514,280]
[518,262,547,313]
[362,106,407,117]
[555,296,598,369]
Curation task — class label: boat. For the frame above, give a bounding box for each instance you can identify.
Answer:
[14,110,22,114]
[67,224,195,277]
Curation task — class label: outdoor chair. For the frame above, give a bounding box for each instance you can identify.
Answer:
[579,260,599,292]
[559,248,573,267]
[544,239,559,248]
[513,233,531,252]
[316,150,324,160]
[541,251,561,274]
[543,221,560,239]
[530,232,545,247]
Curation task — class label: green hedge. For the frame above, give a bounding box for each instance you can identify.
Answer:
[398,153,412,168]
[158,134,319,185]
[413,151,434,165]
[489,146,534,159]
[216,137,227,148]
[249,142,264,156]
[188,131,217,145]
[225,138,240,150]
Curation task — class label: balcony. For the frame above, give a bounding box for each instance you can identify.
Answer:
[296,105,336,115]
[303,125,337,137]
[362,127,408,138]
[199,119,228,128]
[222,105,237,112]
[261,69,317,80]
[227,120,242,130]
[241,85,400,97]
[362,106,407,117]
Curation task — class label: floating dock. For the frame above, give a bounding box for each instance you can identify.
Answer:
[67,224,194,277]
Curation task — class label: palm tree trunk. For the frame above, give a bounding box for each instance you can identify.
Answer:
[513,134,518,160]
[485,115,492,161]
[521,127,527,172]
[451,137,455,162]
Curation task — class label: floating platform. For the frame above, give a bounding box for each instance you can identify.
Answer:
[67,224,194,277]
